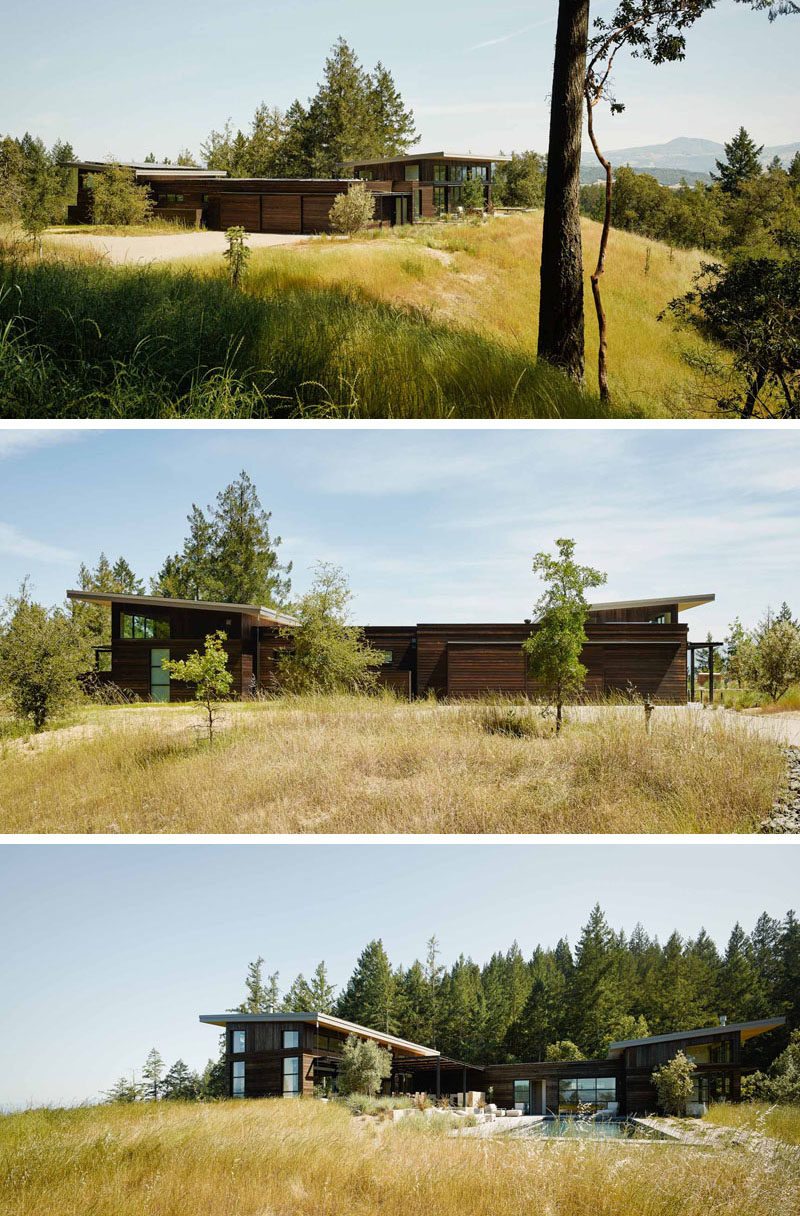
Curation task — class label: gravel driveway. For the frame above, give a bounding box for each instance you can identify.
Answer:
[46,230,309,265]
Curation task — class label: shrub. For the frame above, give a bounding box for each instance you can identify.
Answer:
[741,619,800,702]
[277,563,383,694]
[336,1034,392,1097]
[86,164,153,225]
[0,582,89,730]
[329,182,375,236]
[479,703,553,738]
[652,1051,696,1115]
[545,1041,586,1062]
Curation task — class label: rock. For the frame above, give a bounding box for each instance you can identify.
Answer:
[760,746,800,833]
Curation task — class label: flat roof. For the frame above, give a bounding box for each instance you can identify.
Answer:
[198,1012,439,1057]
[67,160,227,176]
[344,151,509,166]
[66,590,298,627]
[607,1017,786,1056]
[589,594,715,613]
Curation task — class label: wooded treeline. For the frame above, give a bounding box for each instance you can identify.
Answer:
[237,905,799,1067]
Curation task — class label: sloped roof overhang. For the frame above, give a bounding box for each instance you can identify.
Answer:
[66,590,298,627]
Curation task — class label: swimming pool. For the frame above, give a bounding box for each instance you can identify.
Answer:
[520,1118,668,1140]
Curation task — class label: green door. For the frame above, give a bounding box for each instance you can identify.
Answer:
[150,648,170,702]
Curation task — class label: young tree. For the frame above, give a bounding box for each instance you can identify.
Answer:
[523,538,607,731]
[460,174,487,212]
[223,226,250,288]
[712,126,764,194]
[741,617,800,700]
[86,163,153,225]
[582,0,717,402]
[0,582,90,730]
[153,471,292,606]
[162,631,234,743]
[103,1074,141,1103]
[723,616,748,687]
[276,562,383,695]
[328,181,375,236]
[652,1050,696,1114]
[141,1047,165,1101]
[424,934,446,1048]
[0,135,26,223]
[336,1033,392,1096]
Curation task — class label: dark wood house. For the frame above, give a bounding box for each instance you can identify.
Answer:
[200,1011,785,1114]
[65,153,505,234]
[67,590,714,705]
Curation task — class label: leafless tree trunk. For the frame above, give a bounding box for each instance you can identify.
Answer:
[585,97,612,401]
[537,0,591,383]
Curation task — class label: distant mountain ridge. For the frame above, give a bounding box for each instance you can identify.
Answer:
[582,135,800,175]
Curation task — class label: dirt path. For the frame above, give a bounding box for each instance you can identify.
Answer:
[45,230,309,265]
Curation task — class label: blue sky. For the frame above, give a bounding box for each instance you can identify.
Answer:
[1,426,799,641]
[1,1,797,159]
[0,840,796,1108]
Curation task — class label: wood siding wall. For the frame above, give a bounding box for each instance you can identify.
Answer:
[621,1029,742,1112]
[106,605,257,700]
[483,1061,624,1115]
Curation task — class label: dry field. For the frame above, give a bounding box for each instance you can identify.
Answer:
[2,1099,798,1216]
[0,696,784,834]
[703,1101,800,1147]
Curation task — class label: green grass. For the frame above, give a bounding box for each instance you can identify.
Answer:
[0,257,619,418]
[704,1101,800,1147]
[0,212,717,418]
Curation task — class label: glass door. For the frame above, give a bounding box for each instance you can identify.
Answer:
[150,648,170,702]
[513,1080,531,1113]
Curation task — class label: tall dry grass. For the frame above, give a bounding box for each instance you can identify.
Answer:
[704,1101,800,1147]
[1,1099,798,1216]
[0,697,783,834]
[238,213,717,415]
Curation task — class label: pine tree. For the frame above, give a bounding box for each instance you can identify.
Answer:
[424,935,446,1048]
[713,127,764,194]
[367,62,417,157]
[308,961,337,1012]
[161,1059,200,1100]
[337,939,397,1032]
[141,1047,164,1101]
[307,38,374,175]
[570,905,625,1055]
[153,472,291,606]
[71,553,144,645]
[281,973,314,1011]
[718,923,760,1021]
[236,956,280,1013]
[789,151,800,190]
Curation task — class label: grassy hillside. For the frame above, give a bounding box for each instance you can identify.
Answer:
[0,697,783,834]
[232,214,712,414]
[0,214,713,418]
[2,1099,798,1216]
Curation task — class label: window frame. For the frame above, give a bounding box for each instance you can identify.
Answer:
[283,1055,300,1097]
[232,1059,245,1097]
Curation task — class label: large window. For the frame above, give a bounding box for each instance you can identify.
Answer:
[433,164,448,182]
[283,1056,300,1096]
[687,1041,732,1065]
[150,648,170,703]
[404,164,420,181]
[558,1077,616,1111]
[433,186,446,215]
[513,1080,531,1113]
[232,1030,246,1053]
[121,613,170,640]
[283,1029,299,1049]
[691,1073,733,1104]
[232,1060,245,1097]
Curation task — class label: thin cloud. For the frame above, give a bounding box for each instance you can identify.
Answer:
[465,17,555,52]
[0,430,77,459]
[0,523,78,565]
